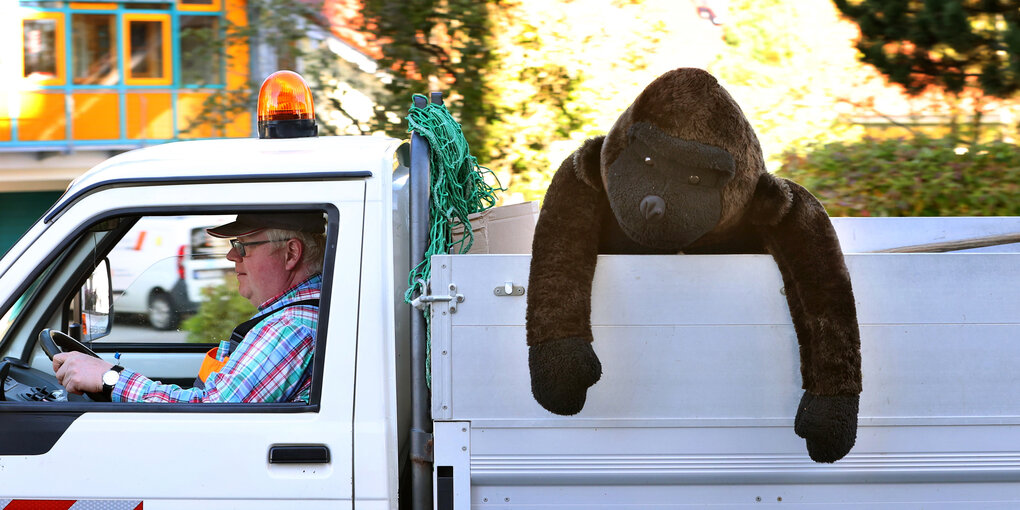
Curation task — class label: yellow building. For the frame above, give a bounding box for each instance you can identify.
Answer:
[1,0,253,253]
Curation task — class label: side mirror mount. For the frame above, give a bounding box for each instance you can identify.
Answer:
[80,258,113,342]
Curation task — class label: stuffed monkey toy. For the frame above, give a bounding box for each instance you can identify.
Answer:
[525,68,862,463]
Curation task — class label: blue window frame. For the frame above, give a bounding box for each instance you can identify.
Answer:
[10,0,231,149]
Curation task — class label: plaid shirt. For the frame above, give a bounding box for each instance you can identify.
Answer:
[112,274,321,403]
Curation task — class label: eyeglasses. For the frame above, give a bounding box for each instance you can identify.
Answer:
[229,238,286,257]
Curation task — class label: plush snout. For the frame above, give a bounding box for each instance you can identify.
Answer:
[640,195,666,221]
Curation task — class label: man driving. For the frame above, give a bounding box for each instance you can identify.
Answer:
[53,212,326,403]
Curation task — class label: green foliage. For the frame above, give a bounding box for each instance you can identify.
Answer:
[358,0,498,154]
[711,0,865,165]
[181,274,256,344]
[483,0,687,202]
[182,0,354,136]
[361,0,697,203]
[834,0,1020,98]
[777,135,1020,216]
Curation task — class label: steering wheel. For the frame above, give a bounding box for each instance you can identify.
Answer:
[38,329,110,402]
[39,329,101,361]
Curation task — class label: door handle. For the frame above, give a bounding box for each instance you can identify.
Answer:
[268,444,331,464]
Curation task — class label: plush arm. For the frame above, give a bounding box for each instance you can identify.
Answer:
[749,173,862,462]
[526,138,606,415]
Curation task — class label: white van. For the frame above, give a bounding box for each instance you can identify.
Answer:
[106,215,234,329]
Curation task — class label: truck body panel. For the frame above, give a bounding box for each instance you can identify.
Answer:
[429,219,1020,507]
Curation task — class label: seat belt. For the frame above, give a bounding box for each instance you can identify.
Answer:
[194,299,320,389]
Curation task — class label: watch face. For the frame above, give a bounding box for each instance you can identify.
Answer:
[102,369,120,386]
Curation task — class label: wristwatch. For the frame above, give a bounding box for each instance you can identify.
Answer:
[102,365,124,396]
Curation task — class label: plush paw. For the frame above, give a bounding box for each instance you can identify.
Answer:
[528,337,602,415]
[794,391,859,463]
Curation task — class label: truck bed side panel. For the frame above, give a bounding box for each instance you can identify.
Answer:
[431,247,1020,507]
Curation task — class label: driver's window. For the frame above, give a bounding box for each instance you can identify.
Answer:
[102,215,240,345]
[1,210,328,406]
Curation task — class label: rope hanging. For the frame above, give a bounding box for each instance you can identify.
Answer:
[404,94,503,384]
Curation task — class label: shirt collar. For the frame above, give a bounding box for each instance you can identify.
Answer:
[258,273,322,311]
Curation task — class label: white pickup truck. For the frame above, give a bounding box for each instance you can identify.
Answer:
[0,86,1018,508]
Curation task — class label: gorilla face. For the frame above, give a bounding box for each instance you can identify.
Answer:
[605,122,735,250]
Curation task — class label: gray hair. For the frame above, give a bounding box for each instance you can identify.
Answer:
[265,228,327,275]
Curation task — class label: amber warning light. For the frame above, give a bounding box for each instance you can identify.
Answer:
[257,70,317,139]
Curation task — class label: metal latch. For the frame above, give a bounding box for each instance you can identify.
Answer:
[494,281,525,297]
[411,283,465,313]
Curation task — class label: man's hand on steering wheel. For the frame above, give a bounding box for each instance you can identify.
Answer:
[53,352,114,395]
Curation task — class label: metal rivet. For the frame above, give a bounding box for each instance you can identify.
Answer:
[780,287,786,296]
[644,156,653,165]
[442,350,447,355]
[462,427,467,432]
[443,405,448,410]
[505,498,510,502]
[689,175,701,185]
[462,446,467,451]
[756,497,762,502]
[483,499,488,503]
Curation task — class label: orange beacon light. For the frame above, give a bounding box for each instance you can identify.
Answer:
[257,70,318,139]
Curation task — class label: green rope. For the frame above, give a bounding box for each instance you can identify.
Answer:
[404,94,503,386]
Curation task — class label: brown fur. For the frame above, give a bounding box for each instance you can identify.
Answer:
[526,68,862,463]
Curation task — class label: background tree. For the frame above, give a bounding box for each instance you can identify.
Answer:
[710,0,865,167]
[834,0,1020,142]
[357,0,497,154]
[455,0,721,202]
[184,0,361,137]
[359,0,723,202]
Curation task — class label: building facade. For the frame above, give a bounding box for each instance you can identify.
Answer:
[1,0,252,253]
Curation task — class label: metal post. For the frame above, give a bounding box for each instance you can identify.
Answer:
[409,93,437,510]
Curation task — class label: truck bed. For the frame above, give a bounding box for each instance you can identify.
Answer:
[429,217,1020,508]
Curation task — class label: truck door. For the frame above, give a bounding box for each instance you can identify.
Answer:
[0,178,363,508]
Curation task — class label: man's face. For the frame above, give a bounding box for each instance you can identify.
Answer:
[226,231,289,306]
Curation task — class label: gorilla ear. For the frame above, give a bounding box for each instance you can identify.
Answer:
[572,136,605,191]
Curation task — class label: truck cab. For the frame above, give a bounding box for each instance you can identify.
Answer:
[0,134,411,508]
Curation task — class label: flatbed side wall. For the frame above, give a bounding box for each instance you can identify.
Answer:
[430,247,1020,507]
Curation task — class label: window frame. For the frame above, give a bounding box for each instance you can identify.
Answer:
[176,0,222,13]
[68,2,117,9]
[122,12,173,86]
[21,11,66,86]
[14,1,232,146]
[70,11,119,86]
[0,203,340,413]
[178,12,224,87]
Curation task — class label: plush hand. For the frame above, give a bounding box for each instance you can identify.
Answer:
[528,337,602,415]
[794,391,860,463]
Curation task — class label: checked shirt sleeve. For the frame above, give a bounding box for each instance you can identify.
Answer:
[112,315,315,403]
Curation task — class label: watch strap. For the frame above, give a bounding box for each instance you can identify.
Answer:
[102,365,125,395]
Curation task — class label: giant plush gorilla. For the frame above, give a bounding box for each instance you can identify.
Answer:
[525,68,862,463]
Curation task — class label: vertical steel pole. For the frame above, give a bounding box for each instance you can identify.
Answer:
[409,93,435,510]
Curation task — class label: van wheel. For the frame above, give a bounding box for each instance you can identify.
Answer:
[148,293,178,330]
